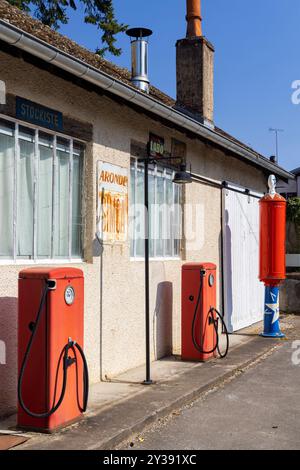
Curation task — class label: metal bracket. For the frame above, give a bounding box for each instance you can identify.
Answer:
[47,279,57,290]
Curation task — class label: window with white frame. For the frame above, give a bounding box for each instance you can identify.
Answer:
[0,117,84,261]
[130,158,181,258]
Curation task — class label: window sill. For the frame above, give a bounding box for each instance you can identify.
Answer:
[130,257,181,262]
[0,259,84,266]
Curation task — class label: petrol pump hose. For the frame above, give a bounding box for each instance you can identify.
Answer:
[191,270,229,359]
[18,282,89,418]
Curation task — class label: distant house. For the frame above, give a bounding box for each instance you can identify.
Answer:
[277,169,300,272]
[279,168,300,198]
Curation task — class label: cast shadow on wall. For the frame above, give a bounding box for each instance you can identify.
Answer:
[223,209,233,333]
[153,281,173,360]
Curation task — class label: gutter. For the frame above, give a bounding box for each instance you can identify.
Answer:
[0,19,294,180]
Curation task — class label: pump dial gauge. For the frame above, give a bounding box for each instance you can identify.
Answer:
[65,286,75,305]
[209,274,215,287]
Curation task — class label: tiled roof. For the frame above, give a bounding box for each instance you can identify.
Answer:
[0,1,292,173]
[292,168,300,176]
[215,126,268,163]
[0,0,174,106]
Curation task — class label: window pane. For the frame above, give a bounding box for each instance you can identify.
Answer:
[130,162,181,260]
[17,127,34,257]
[0,119,14,137]
[54,138,69,257]
[0,120,14,257]
[135,165,144,257]
[155,170,164,257]
[0,124,84,261]
[149,170,155,258]
[165,175,173,257]
[72,144,83,257]
[174,184,181,256]
[37,132,53,258]
[130,161,135,256]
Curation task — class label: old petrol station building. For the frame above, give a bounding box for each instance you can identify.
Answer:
[0,0,293,417]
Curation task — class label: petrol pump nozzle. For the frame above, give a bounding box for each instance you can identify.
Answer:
[68,337,77,346]
[191,271,229,359]
[18,286,89,419]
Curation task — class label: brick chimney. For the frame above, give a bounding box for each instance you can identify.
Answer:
[176,0,214,126]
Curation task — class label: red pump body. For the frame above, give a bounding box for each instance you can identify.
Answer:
[18,267,84,432]
[259,193,286,286]
[181,263,217,362]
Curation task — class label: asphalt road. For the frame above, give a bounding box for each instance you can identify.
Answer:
[124,341,300,450]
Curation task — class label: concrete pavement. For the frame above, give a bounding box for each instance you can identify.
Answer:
[0,315,298,450]
[121,333,300,450]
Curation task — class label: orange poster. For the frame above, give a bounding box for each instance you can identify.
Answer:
[97,162,128,243]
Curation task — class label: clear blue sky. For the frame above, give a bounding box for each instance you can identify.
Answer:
[57,0,300,171]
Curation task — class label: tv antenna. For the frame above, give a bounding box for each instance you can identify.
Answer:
[269,128,284,163]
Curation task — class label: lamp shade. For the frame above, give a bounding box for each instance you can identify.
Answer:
[173,164,192,185]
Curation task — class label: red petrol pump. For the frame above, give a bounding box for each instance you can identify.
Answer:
[259,191,286,286]
[17,267,89,432]
[181,263,229,362]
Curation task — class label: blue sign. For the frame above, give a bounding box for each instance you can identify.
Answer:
[16,97,63,132]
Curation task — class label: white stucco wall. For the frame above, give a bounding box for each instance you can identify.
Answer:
[0,50,267,417]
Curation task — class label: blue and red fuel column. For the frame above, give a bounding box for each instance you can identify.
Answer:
[259,176,286,338]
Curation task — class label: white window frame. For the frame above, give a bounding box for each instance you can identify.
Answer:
[0,114,84,265]
[130,157,181,260]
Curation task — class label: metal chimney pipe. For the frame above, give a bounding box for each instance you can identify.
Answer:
[126,28,153,94]
[186,0,202,38]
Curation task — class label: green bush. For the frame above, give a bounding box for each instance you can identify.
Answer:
[287,198,300,225]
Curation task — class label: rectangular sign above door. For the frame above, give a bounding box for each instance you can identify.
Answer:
[148,133,165,159]
[16,97,63,132]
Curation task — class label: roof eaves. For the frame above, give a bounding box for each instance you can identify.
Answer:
[0,12,294,180]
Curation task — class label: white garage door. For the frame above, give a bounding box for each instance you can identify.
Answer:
[222,189,265,332]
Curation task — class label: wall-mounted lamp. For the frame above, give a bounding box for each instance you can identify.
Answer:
[173,163,193,185]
